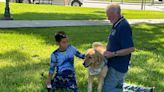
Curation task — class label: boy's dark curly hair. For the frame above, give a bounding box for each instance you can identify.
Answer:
[54,31,67,42]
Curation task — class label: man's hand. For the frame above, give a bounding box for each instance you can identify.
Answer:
[103,51,115,58]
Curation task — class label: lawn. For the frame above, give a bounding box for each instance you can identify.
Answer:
[1,2,164,20]
[0,23,164,92]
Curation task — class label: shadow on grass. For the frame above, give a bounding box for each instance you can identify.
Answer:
[127,23,164,91]
[132,23,164,55]
[2,12,106,20]
[0,50,50,91]
[0,49,88,92]
[0,23,164,91]
[0,23,163,52]
[127,53,164,91]
[0,50,32,62]
[0,26,110,48]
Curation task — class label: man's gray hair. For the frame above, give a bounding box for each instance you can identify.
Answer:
[106,4,121,15]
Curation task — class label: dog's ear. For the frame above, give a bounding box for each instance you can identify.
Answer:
[86,48,95,55]
[98,54,103,63]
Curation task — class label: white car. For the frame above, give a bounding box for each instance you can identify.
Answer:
[70,0,83,6]
[33,0,83,6]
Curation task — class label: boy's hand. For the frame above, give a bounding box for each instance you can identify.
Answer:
[47,73,52,85]
[46,79,51,86]
[46,82,52,92]
[47,84,52,88]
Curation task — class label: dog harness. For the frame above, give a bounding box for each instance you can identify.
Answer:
[89,58,108,75]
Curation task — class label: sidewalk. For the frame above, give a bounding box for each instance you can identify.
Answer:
[0,19,164,28]
[83,0,164,11]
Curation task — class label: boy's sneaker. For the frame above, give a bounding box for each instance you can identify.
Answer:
[150,87,155,92]
[144,87,155,92]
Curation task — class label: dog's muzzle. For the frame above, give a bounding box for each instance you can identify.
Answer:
[83,62,92,68]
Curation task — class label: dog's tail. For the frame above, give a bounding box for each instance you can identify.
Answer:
[92,42,103,49]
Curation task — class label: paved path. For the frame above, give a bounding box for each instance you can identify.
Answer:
[0,19,164,28]
[0,0,5,2]
[83,0,164,11]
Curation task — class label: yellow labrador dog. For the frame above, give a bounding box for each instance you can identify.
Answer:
[83,42,108,92]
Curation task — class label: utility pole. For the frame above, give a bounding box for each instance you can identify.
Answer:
[141,0,145,10]
[151,0,154,5]
[3,0,13,20]
[121,0,123,4]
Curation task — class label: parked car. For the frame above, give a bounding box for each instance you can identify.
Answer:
[33,0,83,6]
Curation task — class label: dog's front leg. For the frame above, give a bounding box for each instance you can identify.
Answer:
[97,76,104,92]
[88,75,93,92]
[98,67,108,92]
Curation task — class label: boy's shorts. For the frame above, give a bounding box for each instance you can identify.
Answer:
[51,70,78,92]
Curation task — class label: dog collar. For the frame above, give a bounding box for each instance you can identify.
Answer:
[89,59,107,75]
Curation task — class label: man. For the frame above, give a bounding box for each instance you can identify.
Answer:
[103,4,134,92]
[103,4,155,92]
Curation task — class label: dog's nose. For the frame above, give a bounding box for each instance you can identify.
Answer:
[83,62,87,67]
[83,62,88,68]
[83,62,85,66]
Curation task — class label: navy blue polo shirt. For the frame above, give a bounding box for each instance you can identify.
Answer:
[107,17,134,73]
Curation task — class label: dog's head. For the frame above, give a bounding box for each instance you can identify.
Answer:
[83,48,103,68]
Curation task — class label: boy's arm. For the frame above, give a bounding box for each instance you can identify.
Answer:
[47,73,53,85]
[47,54,57,85]
[75,50,85,59]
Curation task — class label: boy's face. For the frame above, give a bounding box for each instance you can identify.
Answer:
[58,38,69,49]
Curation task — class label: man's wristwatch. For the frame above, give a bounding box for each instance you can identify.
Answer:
[114,51,118,56]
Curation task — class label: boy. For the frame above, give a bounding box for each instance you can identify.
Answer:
[46,31,85,92]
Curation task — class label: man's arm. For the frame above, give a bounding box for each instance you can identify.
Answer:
[104,23,134,58]
[115,47,135,56]
[104,47,134,58]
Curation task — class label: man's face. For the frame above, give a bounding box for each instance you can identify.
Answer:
[58,38,69,49]
[106,9,115,24]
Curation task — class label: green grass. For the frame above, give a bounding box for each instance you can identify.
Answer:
[0,23,164,92]
[1,2,164,20]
